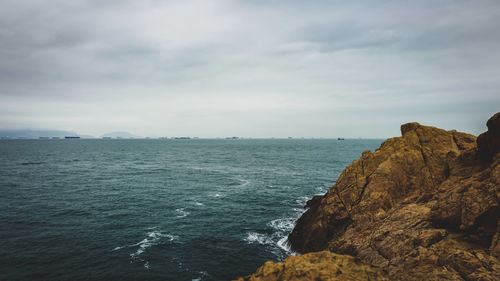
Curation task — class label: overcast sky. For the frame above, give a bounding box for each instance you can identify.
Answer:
[1,0,499,138]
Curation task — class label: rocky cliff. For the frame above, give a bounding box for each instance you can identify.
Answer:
[236,113,499,281]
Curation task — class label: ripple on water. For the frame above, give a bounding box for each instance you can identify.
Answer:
[210,192,225,198]
[175,208,190,218]
[1,138,383,279]
[236,177,251,187]
[113,228,178,269]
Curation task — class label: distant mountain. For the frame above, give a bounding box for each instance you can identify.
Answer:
[101,131,139,138]
[0,129,79,139]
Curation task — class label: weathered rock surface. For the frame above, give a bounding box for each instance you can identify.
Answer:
[234,251,388,281]
[237,113,499,281]
[477,112,500,162]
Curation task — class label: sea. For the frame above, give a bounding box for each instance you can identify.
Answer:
[0,138,382,281]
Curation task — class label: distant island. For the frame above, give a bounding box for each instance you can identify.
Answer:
[0,129,80,139]
[0,130,366,140]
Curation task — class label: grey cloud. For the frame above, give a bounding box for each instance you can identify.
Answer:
[294,1,500,53]
[0,0,499,137]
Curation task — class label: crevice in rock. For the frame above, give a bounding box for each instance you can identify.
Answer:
[467,206,500,248]
[325,216,353,244]
[355,173,372,206]
[451,133,460,152]
[416,138,437,189]
[369,241,391,263]
[333,184,351,217]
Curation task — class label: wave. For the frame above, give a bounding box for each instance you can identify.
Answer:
[244,216,298,260]
[210,193,225,198]
[316,185,329,193]
[244,232,274,246]
[193,201,204,206]
[277,235,292,253]
[244,194,312,259]
[130,230,177,259]
[269,218,296,257]
[268,218,295,233]
[236,177,251,187]
[275,194,321,255]
[175,208,190,218]
[113,228,178,269]
[243,193,318,260]
[295,196,309,206]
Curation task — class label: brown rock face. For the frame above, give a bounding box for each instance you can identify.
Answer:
[477,112,500,162]
[234,251,388,281]
[284,113,500,280]
[237,114,500,281]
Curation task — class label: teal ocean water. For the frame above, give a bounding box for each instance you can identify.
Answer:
[0,139,382,281]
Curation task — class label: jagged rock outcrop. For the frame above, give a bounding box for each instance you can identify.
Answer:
[477,112,500,162]
[234,251,388,281]
[237,113,499,281]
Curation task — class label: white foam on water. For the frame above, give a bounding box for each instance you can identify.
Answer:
[244,232,274,246]
[244,195,318,260]
[277,236,293,254]
[113,228,178,269]
[175,208,190,218]
[211,193,225,198]
[268,218,295,233]
[295,196,309,206]
[194,201,204,206]
[316,186,328,193]
[268,217,298,258]
[130,230,178,259]
[237,177,251,187]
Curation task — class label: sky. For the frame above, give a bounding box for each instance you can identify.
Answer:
[1,0,499,138]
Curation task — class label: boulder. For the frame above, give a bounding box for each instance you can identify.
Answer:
[234,251,388,281]
[287,113,499,280]
[477,112,500,162]
[237,112,500,281]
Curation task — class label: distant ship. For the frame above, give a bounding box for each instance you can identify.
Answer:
[175,137,191,139]
[65,136,80,139]
[337,137,345,140]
